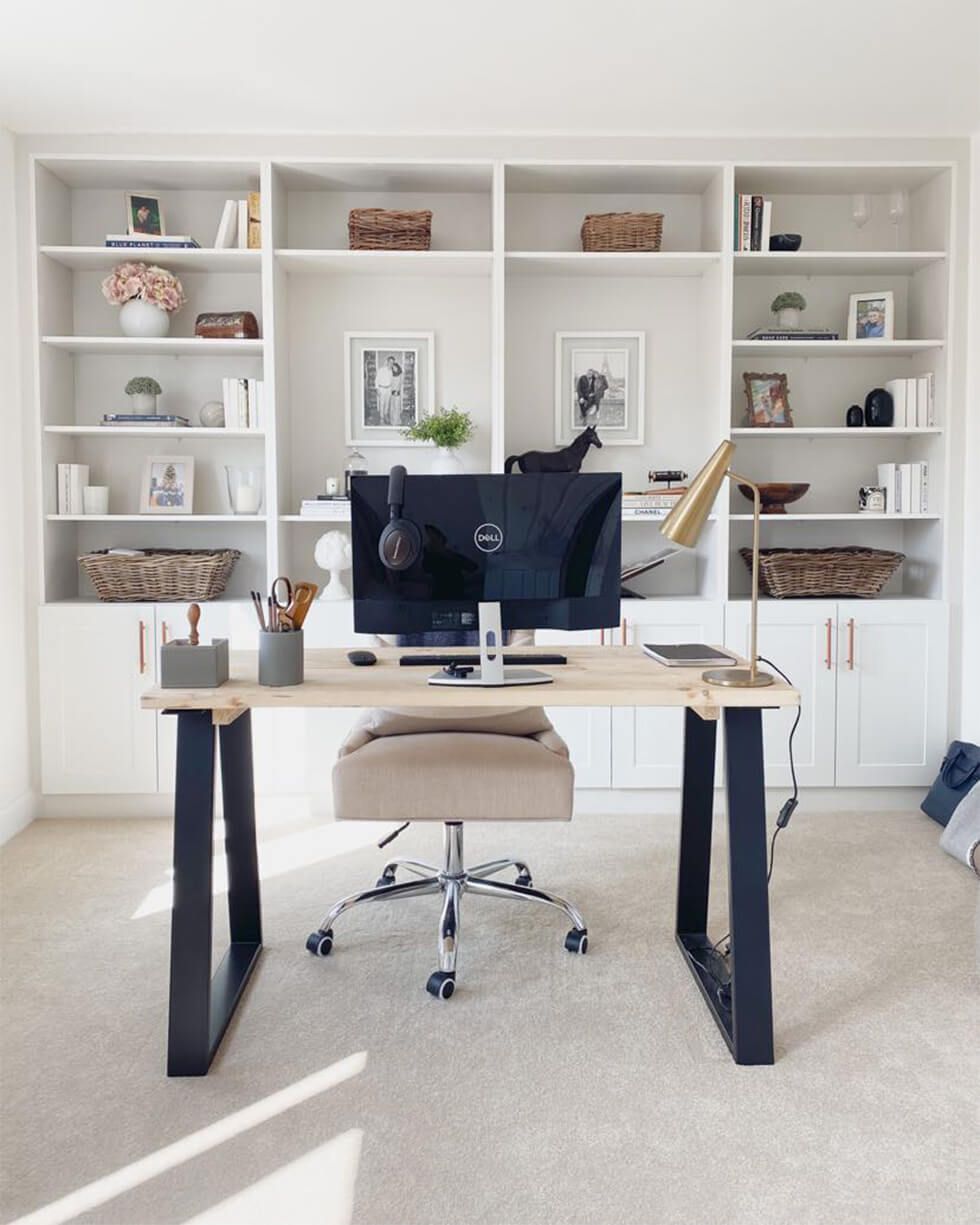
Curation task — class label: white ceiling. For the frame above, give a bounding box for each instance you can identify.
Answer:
[1,0,978,136]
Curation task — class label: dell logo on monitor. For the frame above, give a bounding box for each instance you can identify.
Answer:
[474,523,503,553]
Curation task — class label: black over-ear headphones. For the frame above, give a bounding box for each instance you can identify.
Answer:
[378,465,422,571]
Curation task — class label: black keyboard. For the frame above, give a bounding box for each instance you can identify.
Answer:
[399,652,568,667]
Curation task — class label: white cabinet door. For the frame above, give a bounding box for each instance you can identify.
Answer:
[725,601,837,788]
[535,628,611,788]
[39,603,158,794]
[835,601,948,787]
[612,602,725,788]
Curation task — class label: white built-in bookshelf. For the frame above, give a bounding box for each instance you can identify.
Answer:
[29,156,953,606]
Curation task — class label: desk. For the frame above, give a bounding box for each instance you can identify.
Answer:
[143,645,799,1074]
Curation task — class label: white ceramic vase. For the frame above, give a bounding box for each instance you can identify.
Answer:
[431,447,464,475]
[119,299,170,338]
[129,392,158,415]
[776,307,801,329]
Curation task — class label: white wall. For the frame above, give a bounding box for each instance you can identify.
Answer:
[0,126,35,842]
[959,135,980,741]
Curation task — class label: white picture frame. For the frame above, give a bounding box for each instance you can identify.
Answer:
[125,191,165,237]
[554,332,645,445]
[140,455,194,514]
[344,332,436,446]
[847,290,895,341]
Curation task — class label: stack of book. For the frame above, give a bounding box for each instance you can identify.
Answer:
[884,374,936,428]
[104,235,200,249]
[876,462,930,514]
[56,463,89,513]
[622,488,687,518]
[734,194,772,251]
[213,193,261,249]
[222,378,264,430]
[101,413,190,428]
[299,496,351,519]
[745,325,840,341]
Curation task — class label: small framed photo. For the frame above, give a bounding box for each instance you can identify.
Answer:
[743,372,793,428]
[344,332,435,446]
[847,290,894,340]
[125,191,165,237]
[141,456,194,514]
[555,332,645,445]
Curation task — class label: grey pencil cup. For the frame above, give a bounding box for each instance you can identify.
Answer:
[259,628,304,687]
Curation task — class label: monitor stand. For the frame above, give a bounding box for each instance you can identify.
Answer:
[426,602,554,688]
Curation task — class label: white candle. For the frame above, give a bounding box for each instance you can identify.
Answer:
[234,484,262,514]
[83,485,109,515]
[325,476,339,495]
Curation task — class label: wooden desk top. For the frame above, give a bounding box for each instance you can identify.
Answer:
[142,646,799,724]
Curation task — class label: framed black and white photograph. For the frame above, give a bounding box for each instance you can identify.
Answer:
[344,332,435,446]
[554,332,645,445]
[140,456,194,514]
[847,290,895,341]
[125,191,165,237]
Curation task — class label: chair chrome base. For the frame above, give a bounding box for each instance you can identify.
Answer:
[306,821,588,998]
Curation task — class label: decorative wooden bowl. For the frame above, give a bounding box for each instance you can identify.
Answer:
[737,482,810,514]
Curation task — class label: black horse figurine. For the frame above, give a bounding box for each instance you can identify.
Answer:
[504,425,603,474]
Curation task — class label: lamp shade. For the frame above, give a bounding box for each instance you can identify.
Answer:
[660,440,735,548]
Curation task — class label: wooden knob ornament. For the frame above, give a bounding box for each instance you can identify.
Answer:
[187,603,201,647]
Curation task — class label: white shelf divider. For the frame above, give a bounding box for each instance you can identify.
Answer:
[47,514,266,523]
[733,251,946,276]
[729,427,942,438]
[732,339,944,357]
[505,252,720,278]
[275,249,492,276]
[44,426,265,438]
[42,336,265,357]
[729,513,941,522]
[40,246,261,273]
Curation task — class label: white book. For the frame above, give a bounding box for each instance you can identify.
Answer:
[910,462,922,514]
[899,463,913,515]
[885,379,906,428]
[919,461,929,512]
[221,377,232,428]
[238,378,248,429]
[904,378,917,429]
[760,200,772,251]
[740,196,752,252]
[57,463,70,514]
[58,463,89,514]
[247,378,259,430]
[237,200,248,250]
[214,200,237,249]
[916,376,931,429]
[925,372,936,426]
[876,462,898,514]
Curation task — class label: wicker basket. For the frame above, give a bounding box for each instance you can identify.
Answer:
[581,212,664,252]
[740,547,905,599]
[79,549,241,602]
[348,208,432,250]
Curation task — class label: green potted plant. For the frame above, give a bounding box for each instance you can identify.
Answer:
[771,291,807,330]
[125,375,163,415]
[404,406,475,473]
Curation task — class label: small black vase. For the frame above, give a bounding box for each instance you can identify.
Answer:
[846,405,864,427]
[864,387,894,428]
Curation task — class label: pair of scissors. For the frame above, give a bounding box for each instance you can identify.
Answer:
[269,575,293,631]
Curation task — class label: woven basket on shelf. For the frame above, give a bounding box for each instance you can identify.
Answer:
[348,208,432,250]
[740,547,905,599]
[581,211,664,252]
[79,549,241,602]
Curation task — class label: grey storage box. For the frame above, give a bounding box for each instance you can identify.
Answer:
[160,638,230,689]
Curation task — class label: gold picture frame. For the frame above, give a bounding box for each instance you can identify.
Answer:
[742,372,793,428]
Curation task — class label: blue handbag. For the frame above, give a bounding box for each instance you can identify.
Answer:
[921,740,980,826]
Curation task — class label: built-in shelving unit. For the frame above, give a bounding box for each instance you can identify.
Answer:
[28,154,953,605]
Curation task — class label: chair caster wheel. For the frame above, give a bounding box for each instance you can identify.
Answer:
[426,971,455,999]
[306,930,333,957]
[376,874,396,888]
[564,929,588,955]
[515,873,532,887]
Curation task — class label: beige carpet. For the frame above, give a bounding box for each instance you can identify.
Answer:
[1,809,978,1225]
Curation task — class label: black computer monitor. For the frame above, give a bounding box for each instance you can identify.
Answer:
[351,471,622,636]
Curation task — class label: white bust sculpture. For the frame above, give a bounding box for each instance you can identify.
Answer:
[314,530,353,601]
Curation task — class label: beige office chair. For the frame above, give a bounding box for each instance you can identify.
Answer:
[305,704,588,999]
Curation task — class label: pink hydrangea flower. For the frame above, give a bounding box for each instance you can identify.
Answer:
[101,262,185,313]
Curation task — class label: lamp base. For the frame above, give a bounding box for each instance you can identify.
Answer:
[702,666,774,688]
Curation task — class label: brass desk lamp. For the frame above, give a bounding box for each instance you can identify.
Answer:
[660,440,773,688]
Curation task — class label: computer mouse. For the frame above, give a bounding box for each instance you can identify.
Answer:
[347,650,377,667]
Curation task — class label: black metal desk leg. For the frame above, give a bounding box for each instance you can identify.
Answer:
[167,710,263,1077]
[724,707,775,1066]
[167,710,217,1076]
[676,708,717,938]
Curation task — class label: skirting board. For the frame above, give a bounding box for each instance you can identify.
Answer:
[39,787,928,821]
[1,790,38,845]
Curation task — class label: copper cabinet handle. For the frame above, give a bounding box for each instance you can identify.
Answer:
[621,617,627,646]
[161,621,169,646]
[138,619,147,674]
[824,618,833,670]
[846,618,855,671]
